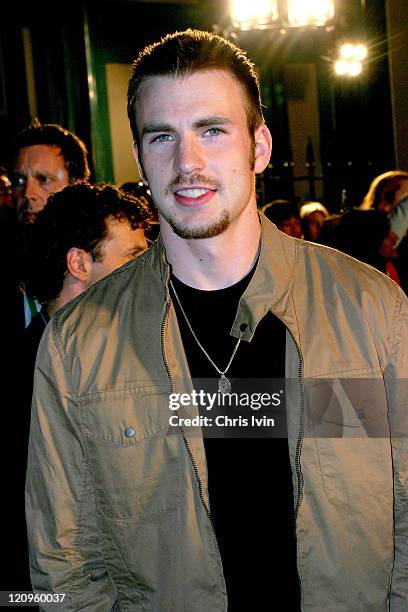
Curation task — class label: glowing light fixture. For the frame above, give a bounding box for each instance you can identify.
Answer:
[334,60,349,76]
[230,0,278,30]
[354,44,368,61]
[348,60,363,76]
[340,43,355,60]
[230,0,334,30]
[287,0,335,28]
[335,43,368,77]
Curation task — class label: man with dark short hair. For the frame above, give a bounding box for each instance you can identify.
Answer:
[11,120,90,225]
[27,30,408,611]
[5,121,91,332]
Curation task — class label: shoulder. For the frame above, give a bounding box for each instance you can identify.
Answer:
[57,253,139,315]
[52,249,162,353]
[296,236,400,300]
[292,237,407,344]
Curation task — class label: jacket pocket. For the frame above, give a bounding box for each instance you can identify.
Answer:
[305,377,393,503]
[79,385,180,520]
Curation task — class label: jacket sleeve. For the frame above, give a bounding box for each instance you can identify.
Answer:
[385,288,408,611]
[25,322,118,611]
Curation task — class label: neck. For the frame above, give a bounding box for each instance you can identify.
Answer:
[161,204,261,290]
[47,280,86,316]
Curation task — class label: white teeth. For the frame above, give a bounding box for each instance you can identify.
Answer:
[176,188,208,198]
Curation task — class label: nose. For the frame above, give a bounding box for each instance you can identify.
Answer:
[25,176,42,203]
[173,134,204,176]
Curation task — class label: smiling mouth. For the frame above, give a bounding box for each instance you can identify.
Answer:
[172,186,218,207]
[175,188,213,198]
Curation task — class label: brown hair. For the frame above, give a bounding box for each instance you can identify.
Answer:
[127,29,264,149]
[24,183,151,303]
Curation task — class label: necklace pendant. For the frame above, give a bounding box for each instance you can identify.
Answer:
[219,374,231,394]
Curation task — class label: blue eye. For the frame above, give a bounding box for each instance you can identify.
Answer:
[152,134,173,143]
[204,127,222,137]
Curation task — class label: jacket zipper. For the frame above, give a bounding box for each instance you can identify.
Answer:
[268,312,305,596]
[286,326,305,600]
[160,298,219,545]
[293,332,305,518]
[266,313,305,515]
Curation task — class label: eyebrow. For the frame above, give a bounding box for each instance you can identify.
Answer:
[34,170,58,178]
[12,169,57,180]
[193,116,233,129]
[142,123,175,137]
[141,116,233,138]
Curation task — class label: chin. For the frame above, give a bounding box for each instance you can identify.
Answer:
[169,212,230,240]
[19,213,36,225]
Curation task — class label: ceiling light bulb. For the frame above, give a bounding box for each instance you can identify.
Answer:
[287,0,334,27]
[348,60,363,76]
[340,43,354,60]
[230,0,278,27]
[335,60,349,75]
[354,44,368,61]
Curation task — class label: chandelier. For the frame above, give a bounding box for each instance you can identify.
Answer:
[230,0,335,31]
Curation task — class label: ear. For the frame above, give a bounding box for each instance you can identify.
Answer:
[253,124,272,175]
[66,248,92,283]
[132,143,148,186]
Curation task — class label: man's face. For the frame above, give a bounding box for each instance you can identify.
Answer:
[279,216,303,239]
[12,144,70,224]
[87,217,148,286]
[135,70,271,239]
[307,210,326,241]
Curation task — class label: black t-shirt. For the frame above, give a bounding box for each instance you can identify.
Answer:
[171,271,300,611]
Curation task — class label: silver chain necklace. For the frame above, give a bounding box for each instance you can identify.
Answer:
[170,280,241,394]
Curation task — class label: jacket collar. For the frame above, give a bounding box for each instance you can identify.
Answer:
[230,213,297,341]
[145,232,171,290]
[145,213,297,341]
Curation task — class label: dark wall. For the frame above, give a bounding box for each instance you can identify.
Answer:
[0,18,30,165]
[0,2,91,171]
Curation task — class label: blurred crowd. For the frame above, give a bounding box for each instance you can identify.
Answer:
[261,171,408,294]
[1,121,159,342]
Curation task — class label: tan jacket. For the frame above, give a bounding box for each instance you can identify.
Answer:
[26,216,408,611]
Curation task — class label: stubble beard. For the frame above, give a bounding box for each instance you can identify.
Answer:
[163,172,230,240]
[17,199,36,225]
[167,209,230,240]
